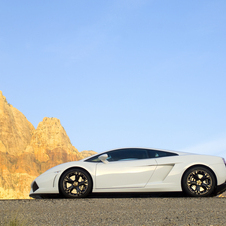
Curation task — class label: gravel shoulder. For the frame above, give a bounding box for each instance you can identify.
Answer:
[1,196,226,226]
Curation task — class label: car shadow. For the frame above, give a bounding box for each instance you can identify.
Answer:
[87,192,185,198]
[87,183,226,198]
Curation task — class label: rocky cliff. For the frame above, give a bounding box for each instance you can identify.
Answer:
[25,117,82,173]
[0,91,96,199]
[0,91,35,156]
[80,150,98,159]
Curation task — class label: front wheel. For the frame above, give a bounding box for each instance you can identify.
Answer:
[59,168,92,198]
[182,166,216,197]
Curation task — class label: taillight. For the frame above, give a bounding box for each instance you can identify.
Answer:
[223,158,226,167]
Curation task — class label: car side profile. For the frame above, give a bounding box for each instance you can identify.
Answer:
[29,148,226,198]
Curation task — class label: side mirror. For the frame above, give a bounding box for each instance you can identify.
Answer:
[98,154,109,164]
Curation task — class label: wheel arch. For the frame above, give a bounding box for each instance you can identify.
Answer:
[58,166,94,194]
[181,164,217,190]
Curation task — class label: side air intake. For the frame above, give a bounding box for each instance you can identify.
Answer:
[32,181,39,192]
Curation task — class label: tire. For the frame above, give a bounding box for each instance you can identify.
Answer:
[182,166,216,197]
[59,168,92,198]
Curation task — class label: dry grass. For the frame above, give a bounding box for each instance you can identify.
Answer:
[3,212,28,226]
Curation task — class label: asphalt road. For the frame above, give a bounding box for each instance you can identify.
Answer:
[1,195,226,226]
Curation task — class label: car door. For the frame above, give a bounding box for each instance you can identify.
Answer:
[95,149,157,189]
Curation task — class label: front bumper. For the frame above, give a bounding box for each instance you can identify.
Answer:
[215,182,226,196]
[29,172,61,198]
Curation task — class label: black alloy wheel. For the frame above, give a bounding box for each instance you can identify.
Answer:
[59,168,92,198]
[182,166,216,197]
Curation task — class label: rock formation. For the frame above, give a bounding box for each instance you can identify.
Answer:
[80,150,97,159]
[0,91,35,156]
[0,91,96,199]
[25,117,82,173]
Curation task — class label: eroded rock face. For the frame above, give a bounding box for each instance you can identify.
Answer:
[80,150,97,159]
[0,91,35,156]
[25,117,82,172]
[0,91,96,199]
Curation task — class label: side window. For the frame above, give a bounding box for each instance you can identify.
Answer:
[85,148,149,162]
[107,149,148,162]
[148,150,178,158]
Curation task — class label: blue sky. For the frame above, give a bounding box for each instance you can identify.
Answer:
[1,0,226,159]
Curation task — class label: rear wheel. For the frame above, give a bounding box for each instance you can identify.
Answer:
[59,168,92,198]
[182,166,216,197]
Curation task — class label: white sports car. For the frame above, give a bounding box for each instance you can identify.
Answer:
[29,148,226,198]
